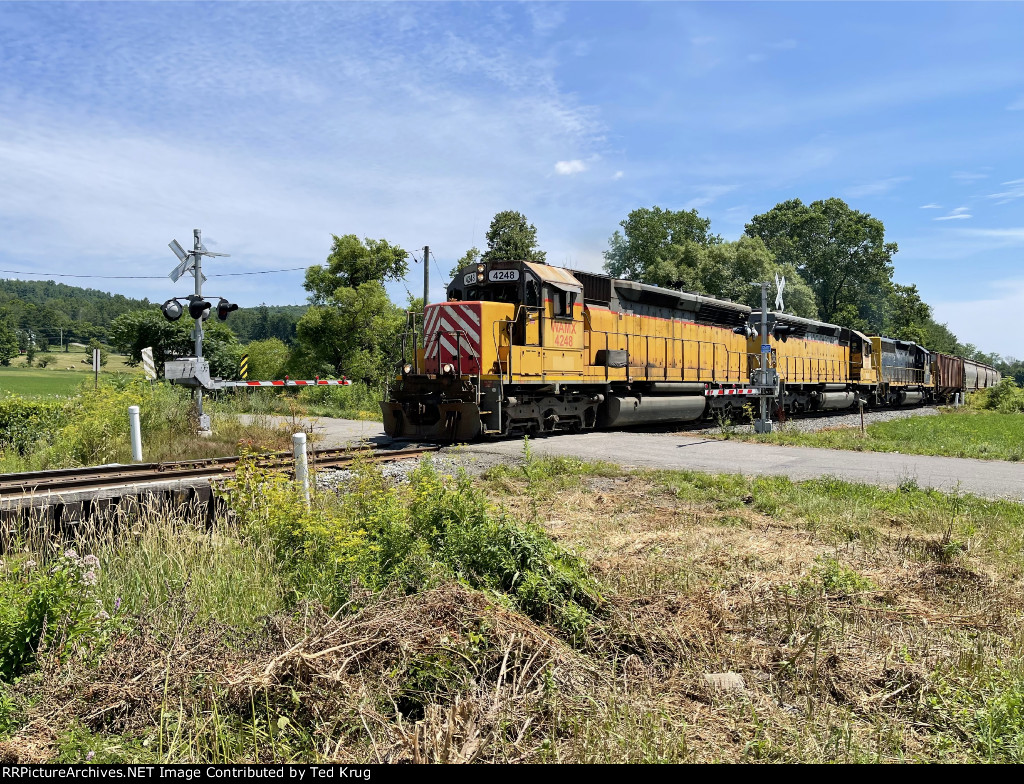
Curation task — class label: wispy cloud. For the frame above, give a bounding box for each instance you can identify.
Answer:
[955,228,1024,242]
[952,171,989,182]
[612,170,624,180]
[934,206,972,221]
[920,203,942,209]
[845,176,910,198]
[987,179,1024,205]
[555,159,587,175]
[684,184,736,210]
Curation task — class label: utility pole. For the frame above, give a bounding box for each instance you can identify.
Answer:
[757,281,771,433]
[423,245,430,308]
[193,229,206,425]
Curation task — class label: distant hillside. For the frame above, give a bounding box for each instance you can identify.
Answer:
[229,303,307,345]
[0,278,153,347]
[0,279,306,348]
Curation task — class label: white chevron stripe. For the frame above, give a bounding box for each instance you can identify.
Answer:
[438,316,480,356]
[456,304,481,326]
[443,308,481,345]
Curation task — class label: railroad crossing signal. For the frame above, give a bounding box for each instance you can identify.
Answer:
[775,274,786,311]
[240,354,249,380]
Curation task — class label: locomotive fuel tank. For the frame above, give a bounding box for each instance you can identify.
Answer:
[598,395,707,427]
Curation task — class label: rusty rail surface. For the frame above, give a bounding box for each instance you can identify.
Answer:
[0,445,440,500]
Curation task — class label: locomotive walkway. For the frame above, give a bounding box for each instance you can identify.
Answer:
[245,416,1024,502]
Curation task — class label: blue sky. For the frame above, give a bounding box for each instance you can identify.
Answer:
[1,2,1022,355]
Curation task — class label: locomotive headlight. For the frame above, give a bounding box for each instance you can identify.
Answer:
[477,273,484,281]
[402,363,413,375]
[476,264,485,272]
[442,363,455,375]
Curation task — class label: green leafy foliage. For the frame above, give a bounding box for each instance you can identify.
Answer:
[603,206,717,281]
[303,234,409,302]
[242,338,290,381]
[293,284,404,383]
[483,211,546,264]
[222,458,601,640]
[0,279,152,347]
[970,378,1024,414]
[0,323,17,366]
[0,550,111,681]
[0,396,69,455]
[745,197,898,326]
[109,310,241,379]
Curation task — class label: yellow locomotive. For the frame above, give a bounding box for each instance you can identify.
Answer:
[382,260,758,440]
[382,261,1000,440]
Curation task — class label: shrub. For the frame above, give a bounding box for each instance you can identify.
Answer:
[221,458,601,640]
[0,550,111,680]
[970,379,1024,413]
[0,396,69,455]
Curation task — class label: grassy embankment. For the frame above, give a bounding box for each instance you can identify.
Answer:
[722,408,1024,462]
[0,379,297,472]
[0,445,1021,763]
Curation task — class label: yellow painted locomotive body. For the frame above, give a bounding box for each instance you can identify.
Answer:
[383,261,754,440]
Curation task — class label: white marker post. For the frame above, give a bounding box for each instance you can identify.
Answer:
[293,432,310,506]
[128,405,143,462]
[92,348,100,389]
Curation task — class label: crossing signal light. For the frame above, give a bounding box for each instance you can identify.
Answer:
[161,299,184,322]
[772,324,795,342]
[216,298,239,321]
[188,299,212,319]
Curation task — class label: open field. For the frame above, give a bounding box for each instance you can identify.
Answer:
[727,409,1024,462]
[0,367,87,398]
[0,453,1021,763]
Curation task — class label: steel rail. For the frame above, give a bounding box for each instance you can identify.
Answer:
[0,445,439,499]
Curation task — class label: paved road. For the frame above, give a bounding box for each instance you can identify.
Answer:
[245,415,1024,501]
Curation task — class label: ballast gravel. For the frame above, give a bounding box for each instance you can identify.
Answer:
[692,405,942,435]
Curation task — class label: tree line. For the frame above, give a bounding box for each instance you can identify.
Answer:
[14,202,1017,386]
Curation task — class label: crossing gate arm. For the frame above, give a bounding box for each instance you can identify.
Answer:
[220,379,352,388]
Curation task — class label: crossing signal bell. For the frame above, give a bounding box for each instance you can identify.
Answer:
[217,299,238,321]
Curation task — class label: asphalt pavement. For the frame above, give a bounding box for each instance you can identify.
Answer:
[243,415,1024,501]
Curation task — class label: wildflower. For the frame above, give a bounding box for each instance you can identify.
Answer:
[82,554,100,569]
[64,548,79,561]
[97,611,110,621]
[86,751,95,762]
[24,560,36,570]
[114,597,122,612]
[82,570,98,586]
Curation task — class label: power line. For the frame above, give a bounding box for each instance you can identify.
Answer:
[0,266,305,278]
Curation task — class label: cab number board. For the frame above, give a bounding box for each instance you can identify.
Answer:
[489,269,520,282]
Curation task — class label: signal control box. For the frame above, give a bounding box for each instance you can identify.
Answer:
[165,357,217,390]
[750,367,780,397]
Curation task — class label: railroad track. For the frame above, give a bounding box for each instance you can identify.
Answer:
[0,444,440,499]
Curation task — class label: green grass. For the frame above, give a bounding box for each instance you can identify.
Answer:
[727,409,1024,462]
[5,449,1024,763]
[0,367,90,398]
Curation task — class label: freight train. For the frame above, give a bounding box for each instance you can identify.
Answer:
[381,260,999,441]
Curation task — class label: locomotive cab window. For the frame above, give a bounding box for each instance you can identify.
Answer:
[525,281,539,308]
[551,289,576,319]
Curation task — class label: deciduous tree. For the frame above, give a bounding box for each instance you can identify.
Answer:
[483,212,546,264]
[603,206,718,281]
[744,198,897,325]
